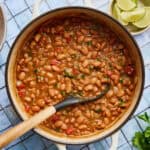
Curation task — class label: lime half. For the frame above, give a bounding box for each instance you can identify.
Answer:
[120,7,145,22]
[113,4,128,25]
[117,0,136,11]
[133,7,150,28]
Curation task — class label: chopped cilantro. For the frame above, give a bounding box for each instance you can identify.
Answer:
[71,54,77,59]
[86,41,92,46]
[76,91,83,96]
[53,83,58,88]
[34,69,38,74]
[89,65,94,70]
[119,78,123,83]
[94,109,102,113]
[60,91,66,97]
[118,98,125,107]
[80,74,85,79]
[54,128,60,132]
[109,63,113,70]
[96,58,101,61]
[64,69,74,78]
[70,91,83,97]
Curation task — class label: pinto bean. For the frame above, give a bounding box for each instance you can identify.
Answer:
[82,60,89,67]
[46,72,53,78]
[55,120,63,128]
[37,99,45,108]
[30,81,36,87]
[106,90,114,98]
[34,34,41,42]
[84,84,94,91]
[19,72,26,80]
[24,97,32,102]
[52,65,60,72]
[32,105,40,112]
[49,89,59,97]
[44,65,51,71]
[77,35,84,43]
[77,116,85,123]
[78,124,87,129]
[117,89,125,97]
[80,46,88,55]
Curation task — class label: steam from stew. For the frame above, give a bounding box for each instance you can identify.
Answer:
[16,17,136,136]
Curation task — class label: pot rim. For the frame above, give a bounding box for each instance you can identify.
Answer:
[5,6,145,145]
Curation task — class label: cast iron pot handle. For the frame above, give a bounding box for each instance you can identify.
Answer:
[32,0,119,150]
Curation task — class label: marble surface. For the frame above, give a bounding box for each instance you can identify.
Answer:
[0,0,150,150]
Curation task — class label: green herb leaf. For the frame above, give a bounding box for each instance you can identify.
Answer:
[94,109,102,113]
[34,69,38,74]
[109,63,113,70]
[54,128,60,132]
[89,65,94,70]
[64,69,74,78]
[86,41,92,46]
[132,131,150,150]
[60,91,66,97]
[132,132,145,150]
[96,58,101,61]
[71,54,77,59]
[138,112,150,124]
[53,83,58,88]
[118,98,125,107]
[132,113,150,150]
[80,74,85,79]
[119,78,123,83]
[76,91,83,96]
[144,127,150,139]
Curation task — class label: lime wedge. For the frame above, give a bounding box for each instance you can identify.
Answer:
[133,7,150,28]
[120,7,145,22]
[117,0,136,11]
[132,0,138,4]
[113,4,128,25]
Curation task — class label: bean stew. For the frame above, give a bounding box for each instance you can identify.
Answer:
[16,17,136,136]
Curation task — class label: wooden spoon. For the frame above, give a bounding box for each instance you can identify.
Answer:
[0,84,110,148]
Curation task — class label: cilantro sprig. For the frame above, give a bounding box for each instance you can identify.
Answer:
[132,112,150,150]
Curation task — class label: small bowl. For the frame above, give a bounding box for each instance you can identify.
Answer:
[0,4,6,49]
[109,0,150,35]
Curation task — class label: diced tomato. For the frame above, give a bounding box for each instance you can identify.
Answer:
[73,68,79,75]
[66,37,71,43]
[51,114,60,123]
[55,47,61,51]
[17,84,25,90]
[50,59,60,65]
[125,65,134,76]
[65,127,74,135]
[18,90,25,97]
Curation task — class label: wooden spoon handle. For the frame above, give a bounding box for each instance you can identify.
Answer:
[0,106,56,148]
